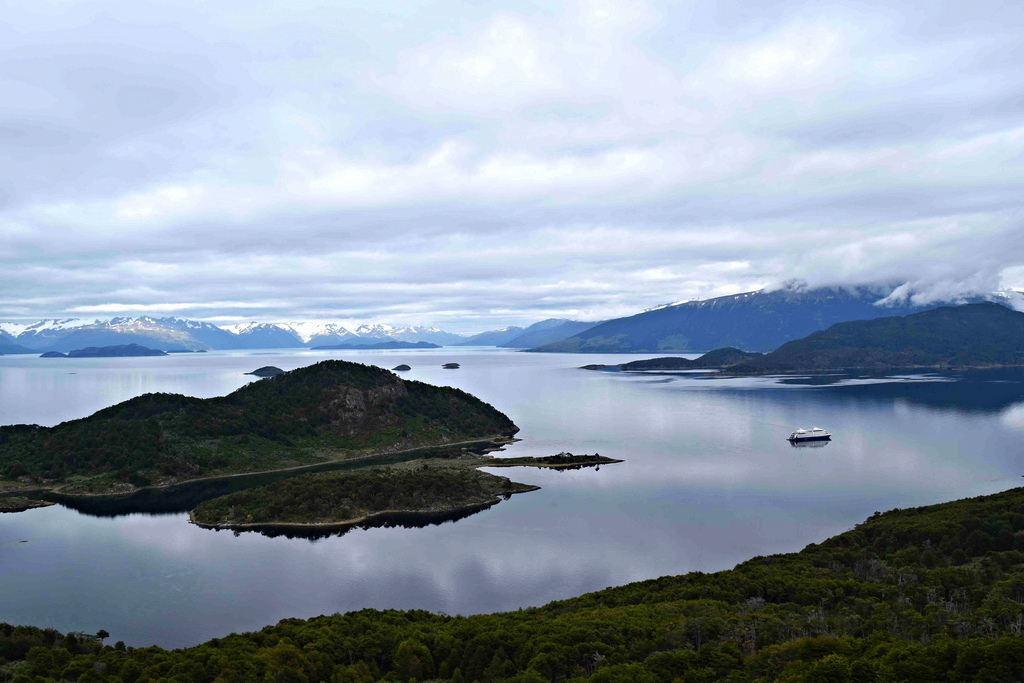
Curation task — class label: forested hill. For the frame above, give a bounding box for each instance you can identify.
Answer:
[731,302,1024,372]
[0,360,517,490]
[5,487,1024,681]
[530,287,936,353]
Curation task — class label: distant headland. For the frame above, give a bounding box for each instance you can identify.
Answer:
[39,344,168,358]
[312,341,441,350]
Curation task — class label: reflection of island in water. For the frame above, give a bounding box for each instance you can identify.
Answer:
[32,452,619,545]
[217,499,505,540]
[188,454,622,538]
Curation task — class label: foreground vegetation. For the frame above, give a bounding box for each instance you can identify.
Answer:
[6,487,1024,681]
[190,465,537,529]
[0,361,517,493]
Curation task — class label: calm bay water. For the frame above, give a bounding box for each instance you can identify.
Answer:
[1,348,1023,647]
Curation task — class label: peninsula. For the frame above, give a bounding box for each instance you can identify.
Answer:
[582,347,761,371]
[0,496,54,513]
[0,360,517,495]
[189,463,537,530]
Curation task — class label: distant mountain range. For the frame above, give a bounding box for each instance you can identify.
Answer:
[580,303,1024,373]
[455,319,602,348]
[455,326,527,347]
[2,287,1016,355]
[0,317,468,353]
[530,286,1003,353]
[0,330,33,354]
[501,319,601,348]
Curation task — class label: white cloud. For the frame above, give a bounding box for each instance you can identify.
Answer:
[0,0,1022,328]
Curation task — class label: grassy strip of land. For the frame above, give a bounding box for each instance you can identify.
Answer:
[6,487,1024,681]
[0,496,54,513]
[189,463,538,529]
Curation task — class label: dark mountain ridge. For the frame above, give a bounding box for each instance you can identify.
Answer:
[730,302,1024,372]
[500,319,601,348]
[532,286,949,353]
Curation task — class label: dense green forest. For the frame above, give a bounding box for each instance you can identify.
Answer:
[190,465,537,528]
[0,361,517,492]
[5,487,1024,681]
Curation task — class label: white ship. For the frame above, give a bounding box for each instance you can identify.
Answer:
[788,427,831,442]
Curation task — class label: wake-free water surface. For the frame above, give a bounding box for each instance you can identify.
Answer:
[1,348,1022,646]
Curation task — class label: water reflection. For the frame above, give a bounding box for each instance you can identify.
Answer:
[226,501,499,540]
[2,350,1024,649]
[37,444,501,518]
[789,439,830,449]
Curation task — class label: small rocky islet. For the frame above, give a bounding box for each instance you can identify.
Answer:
[244,365,285,377]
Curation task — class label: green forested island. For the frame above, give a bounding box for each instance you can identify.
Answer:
[0,360,517,494]
[5,487,1024,681]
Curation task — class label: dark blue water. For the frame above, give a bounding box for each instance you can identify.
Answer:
[1,349,1022,647]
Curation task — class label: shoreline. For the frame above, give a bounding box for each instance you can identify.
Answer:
[14,434,516,502]
[0,496,55,513]
[188,484,541,532]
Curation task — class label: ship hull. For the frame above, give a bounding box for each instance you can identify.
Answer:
[788,435,831,442]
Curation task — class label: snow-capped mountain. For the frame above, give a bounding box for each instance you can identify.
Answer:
[0,317,466,352]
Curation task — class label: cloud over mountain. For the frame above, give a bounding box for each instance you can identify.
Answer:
[2,1,1023,331]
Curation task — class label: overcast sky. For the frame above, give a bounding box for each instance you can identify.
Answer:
[3,0,1023,332]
